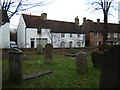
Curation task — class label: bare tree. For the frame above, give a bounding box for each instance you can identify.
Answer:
[1,0,53,25]
[87,0,117,44]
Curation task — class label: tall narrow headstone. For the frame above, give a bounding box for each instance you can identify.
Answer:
[100,45,120,88]
[9,48,22,83]
[76,52,88,74]
[37,44,44,54]
[45,44,53,64]
[91,50,102,68]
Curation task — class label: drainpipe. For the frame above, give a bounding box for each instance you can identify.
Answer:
[25,27,27,48]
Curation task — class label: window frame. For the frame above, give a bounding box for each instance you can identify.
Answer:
[61,33,65,38]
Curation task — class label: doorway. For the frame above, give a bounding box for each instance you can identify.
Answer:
[31,41,34,48]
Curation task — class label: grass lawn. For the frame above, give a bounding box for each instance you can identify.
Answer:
[2,49,100,88]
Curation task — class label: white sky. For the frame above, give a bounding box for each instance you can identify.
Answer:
[10,0,119,28]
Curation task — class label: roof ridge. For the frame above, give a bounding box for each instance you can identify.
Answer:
[47,19,75,24]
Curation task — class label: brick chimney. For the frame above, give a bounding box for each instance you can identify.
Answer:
[75,16,79,25]
[97,19,100,23]
[41,13,47,19]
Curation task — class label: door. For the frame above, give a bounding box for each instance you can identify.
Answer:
[31,41,34,48]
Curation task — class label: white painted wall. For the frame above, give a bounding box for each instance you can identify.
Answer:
[17,15,26,48]
[0,23,10,48]
[25,28,51,48]
[52,33,85,48]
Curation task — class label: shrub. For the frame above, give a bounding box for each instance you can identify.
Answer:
[97,44,110,52]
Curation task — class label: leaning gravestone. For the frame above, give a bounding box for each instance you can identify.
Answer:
[91,50,103,68]
[76,52,88,74]
[100,45,120,88]
[9,48,22,83]
[37,44,44,54]
[45,44,53,64]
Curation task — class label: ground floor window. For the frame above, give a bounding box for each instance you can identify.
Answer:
[61,41,65,48]
[77,41,81,47]
[36,38,47,47]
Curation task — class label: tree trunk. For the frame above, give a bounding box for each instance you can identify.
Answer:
[102,11,108,45]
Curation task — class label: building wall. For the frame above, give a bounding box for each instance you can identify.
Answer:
[25,28,51,48]
[0,23,10,48]
[90,32,120,47]
[17,15,85,48]
[24,28,85,48]
[17,16,26,48]
[52,33,85,48]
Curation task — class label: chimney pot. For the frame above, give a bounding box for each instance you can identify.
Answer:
[41,13,47,19]
[97,19,100,23]
[83,17,86,24]
[75,16,79,25]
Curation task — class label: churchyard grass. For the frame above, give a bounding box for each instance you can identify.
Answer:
[2,50,100,88]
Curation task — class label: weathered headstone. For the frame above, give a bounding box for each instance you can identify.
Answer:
[100,45,120,88]
[75,52,88,74]
[91,50,102,68]
[45,44,53,64]
[37,44,44,54]
[9,48,22,83]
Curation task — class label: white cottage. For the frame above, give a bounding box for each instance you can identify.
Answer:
[17,13,85,48]
[0,10,10,48]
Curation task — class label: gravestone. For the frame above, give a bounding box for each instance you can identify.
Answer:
[37,44,44,54]
[45,44,53,64]
[100,45,120,88]
[91,50,102,68]
[9,48,23,83]
[75,52,88,74]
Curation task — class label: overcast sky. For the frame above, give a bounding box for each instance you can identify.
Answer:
[10,0,119,28]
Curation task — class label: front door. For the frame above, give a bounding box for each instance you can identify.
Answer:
[31,41,34,48]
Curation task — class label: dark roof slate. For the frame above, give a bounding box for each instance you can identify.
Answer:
[83,20,120,33]
[22,14,84,34]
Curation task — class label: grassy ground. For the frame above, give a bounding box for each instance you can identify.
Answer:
[2,49,100,88]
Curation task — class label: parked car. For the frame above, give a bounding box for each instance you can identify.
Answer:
[10,41,17,48]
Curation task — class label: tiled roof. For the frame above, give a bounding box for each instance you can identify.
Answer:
[22,14,49,28]
[82,20,120,33]
[22,14,84,34]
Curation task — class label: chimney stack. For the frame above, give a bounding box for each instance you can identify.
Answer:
[97,19,100,23]
[75,16,79,25]
[41,13,47,19]
[83,17,86,24]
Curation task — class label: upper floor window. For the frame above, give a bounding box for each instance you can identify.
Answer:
[114,33,118,38]
[37,28,41,34]
[61,33,65,37]
[107,33,110,38]
[70,34,72,38]
[94,32,98,37]
[77,34,81,38]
